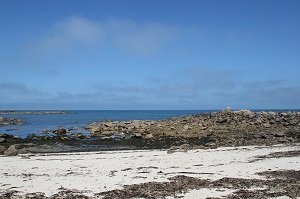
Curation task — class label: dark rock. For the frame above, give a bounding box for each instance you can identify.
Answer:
[272,132,286,137]
[0,133,14,139]
[269,120,276,124]
[132,133,143,138]
[55,129,67,135]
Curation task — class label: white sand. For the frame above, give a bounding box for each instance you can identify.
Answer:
[0,144,299,198]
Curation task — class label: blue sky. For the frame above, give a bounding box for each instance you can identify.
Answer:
[0,0,300,110]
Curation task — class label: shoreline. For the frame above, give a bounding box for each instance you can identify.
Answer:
[0,109,300,155]
[0,110,300,198]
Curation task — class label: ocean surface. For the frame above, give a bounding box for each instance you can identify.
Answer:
[0,110,208,138]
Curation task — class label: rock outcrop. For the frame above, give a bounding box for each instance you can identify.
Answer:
[87,110,300,147]
[3,145,18,156]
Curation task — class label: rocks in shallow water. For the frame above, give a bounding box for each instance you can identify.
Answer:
[54,129,67,135]
[4,145,18,156]
[42,129,50,134]
[0,117,25,126]
[100,136,112,140]
[76,134,86,139]
[60,136,70,141]
[0,133,15,139]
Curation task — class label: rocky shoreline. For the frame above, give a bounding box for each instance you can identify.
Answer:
[88,109,300,147]
[0,110,300,155]
[0,110,300,198]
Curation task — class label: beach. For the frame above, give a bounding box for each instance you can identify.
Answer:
[1,144,299,198]
[1,110,300,198]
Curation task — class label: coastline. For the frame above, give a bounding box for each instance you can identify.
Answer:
[0,109,300,198]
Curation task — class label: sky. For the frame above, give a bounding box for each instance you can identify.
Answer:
[0,0,300,110]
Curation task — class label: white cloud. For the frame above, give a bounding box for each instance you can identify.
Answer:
[36,16,105,51]
[28,16,181,57]
[107,19,180,55]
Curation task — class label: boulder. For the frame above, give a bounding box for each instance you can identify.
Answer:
[144,134,154,139]
[0,138,6,143]
[0,145,6,154]
[179,144,190,152]
[183,125,190,130]
[263,123,271,128]
[60,136,70,141]
[167,146,178,154]
[4,145,18,156]
[55,129,67,135]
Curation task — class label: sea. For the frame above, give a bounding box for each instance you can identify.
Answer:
[1,109,298,138]
[0,110,208,138]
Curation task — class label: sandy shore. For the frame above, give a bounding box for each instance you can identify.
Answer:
[0,144,299,198]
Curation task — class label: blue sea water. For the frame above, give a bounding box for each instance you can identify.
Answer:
[0,110,208,138]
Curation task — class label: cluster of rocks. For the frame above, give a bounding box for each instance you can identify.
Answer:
[0,117,24,126]
[88,110,300,147]
[33,128,91,141]
[0,144,27,156]
[88,120,156,140]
